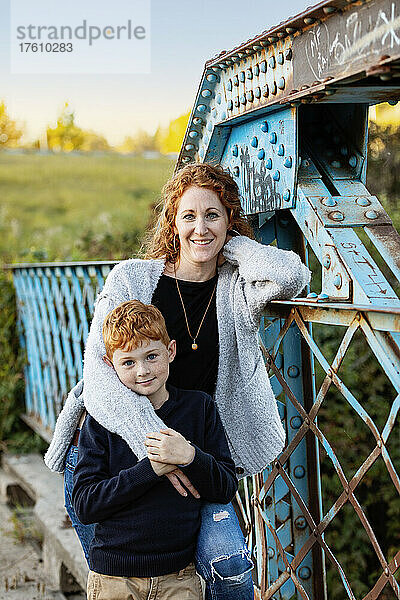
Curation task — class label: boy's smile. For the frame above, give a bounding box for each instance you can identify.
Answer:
[104,339,176,410]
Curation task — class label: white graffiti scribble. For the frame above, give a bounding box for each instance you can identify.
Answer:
[305,1,400,80]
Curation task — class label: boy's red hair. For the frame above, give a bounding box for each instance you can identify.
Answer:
[102,300,170,360]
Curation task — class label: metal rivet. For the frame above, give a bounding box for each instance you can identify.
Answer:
[182,156,191,163]
[255,87,261,99]
[207,122,213,132]
[185,144,195,151]
[283,189,290,202]
[349,155,357,167]
[206,73,218,82]
[294,465,305,478]
[265,158,272,170]
[294,515,307,529]
[288,365,299,378]
[246,68,253,80]
[271,81,277,95]
[197,104,207,113]
[232,145,238,157]
[233,75,239,87]
[254,65,260,76]
[377,439,382,448]
[298,566,311,580]
[234,97,240,107]
[272,170,280,181]
[317,293,329,302]
[323,255,331,269]
[217,94,222,104]
[285,48,293,60]
[304,17,316,24]
[290,416,303,429]
[278,77,285,90]
[334,274,342,289]
[356,197,371,206]
[201,89,212,98]
[284,157,292,168]
[258,149,265,160]
[246,90,254,102]
[221,111,226,120]
[329,211,344,221]
[228,100,233,111]
[267,547,275,558]
[277,52,284,65]
[384,567,390,577]
[269,56,276,69]
[287,565,291,573]
[227,79,232,91]
[261,121,269,133]
[269,132,277,144]
[193,117,203,125]
[323,5,337,13]
[260,60,267,73]
[331,160,341,168]
[322,197,337,207]
[277,144,284,156]
[188,131,199,138]
[263,84,269,97]
[233,166,240,177]
[251,136,258,148]
[240,94,247,105]
[239,71,245,82]
[307,292,318,298]
[365,210,378,220]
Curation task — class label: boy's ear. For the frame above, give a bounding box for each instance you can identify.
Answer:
[102,355,114,369]
[168,340,177,363]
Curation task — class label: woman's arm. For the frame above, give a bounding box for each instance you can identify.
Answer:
[223,235,311,328]
[82,262,167,460]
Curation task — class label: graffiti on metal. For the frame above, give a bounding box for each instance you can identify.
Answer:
[295,0,400,84]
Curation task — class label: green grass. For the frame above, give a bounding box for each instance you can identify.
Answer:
[0,153,175,263]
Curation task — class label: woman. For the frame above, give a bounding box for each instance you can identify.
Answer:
[45,163,311,599]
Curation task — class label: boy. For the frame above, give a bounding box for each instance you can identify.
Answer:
[72,300,238,600]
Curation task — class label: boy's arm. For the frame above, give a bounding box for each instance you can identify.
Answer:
[72,415,161,525]
[179,399,238,504]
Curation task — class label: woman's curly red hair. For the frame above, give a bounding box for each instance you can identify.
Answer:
[143,163,254,263]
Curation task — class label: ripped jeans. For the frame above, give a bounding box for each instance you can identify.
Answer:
[64,442,254,600]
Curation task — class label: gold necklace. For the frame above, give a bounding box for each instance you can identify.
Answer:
[174,269,217,351]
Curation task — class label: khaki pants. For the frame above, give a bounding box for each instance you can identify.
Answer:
[87,562,203,600]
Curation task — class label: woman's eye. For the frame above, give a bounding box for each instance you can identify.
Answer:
[182,214,195,220]
[206,212,219,219]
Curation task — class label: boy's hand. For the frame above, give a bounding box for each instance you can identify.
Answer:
[145,428,195,466]
[149,460,177,477]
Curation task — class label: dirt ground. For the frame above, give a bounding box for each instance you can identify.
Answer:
[0,499,85,600]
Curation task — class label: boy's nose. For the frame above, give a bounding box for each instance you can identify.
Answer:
[136,362,150,376]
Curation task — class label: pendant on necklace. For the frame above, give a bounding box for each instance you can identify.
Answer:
[192,342,198,351]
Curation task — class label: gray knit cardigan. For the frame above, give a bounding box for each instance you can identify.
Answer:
[44,236,311,478]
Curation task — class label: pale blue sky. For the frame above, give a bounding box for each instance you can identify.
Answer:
[1,0,310,144]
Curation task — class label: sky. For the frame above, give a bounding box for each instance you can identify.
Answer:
[0,0,311,145]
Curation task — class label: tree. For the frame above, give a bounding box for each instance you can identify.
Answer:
[154,111,190,155]
[0,102,23,149]
[118,130,157,154]
[46,103,85,152]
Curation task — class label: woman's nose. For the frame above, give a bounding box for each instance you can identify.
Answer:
[194,218,208,235]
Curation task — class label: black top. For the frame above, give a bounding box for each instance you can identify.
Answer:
[152,274,219,397]
[72,385,237,577]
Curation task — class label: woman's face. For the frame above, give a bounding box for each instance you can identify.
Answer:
[174,186,230,267]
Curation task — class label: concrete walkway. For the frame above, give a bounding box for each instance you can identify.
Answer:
[0,454,87,599]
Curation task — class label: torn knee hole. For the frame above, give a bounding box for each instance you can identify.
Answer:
[211,551,254,581]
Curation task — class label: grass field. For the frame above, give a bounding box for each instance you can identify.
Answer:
[0,152,175,264]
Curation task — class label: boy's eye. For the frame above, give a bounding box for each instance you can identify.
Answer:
[123,360,134,366]
[147,353,157,360]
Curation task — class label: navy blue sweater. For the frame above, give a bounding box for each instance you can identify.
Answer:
[72,385,238,577]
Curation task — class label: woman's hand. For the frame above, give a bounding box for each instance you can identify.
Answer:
[145,428,195,465]
[217,233,233,267]
[148,458,200,498]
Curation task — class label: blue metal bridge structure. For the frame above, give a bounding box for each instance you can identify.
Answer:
[10,1,400,598]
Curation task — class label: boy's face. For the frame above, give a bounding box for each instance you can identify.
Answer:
[104,339,176,401]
